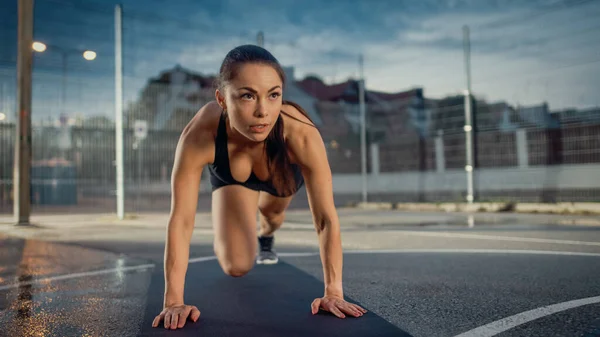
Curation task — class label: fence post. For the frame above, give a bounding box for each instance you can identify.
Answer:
[370,143,379,176]
[14,0,34,225]
[435,130,445,173]
[463,25,475,204]
[114,4,125,219]
[516,129,529,168]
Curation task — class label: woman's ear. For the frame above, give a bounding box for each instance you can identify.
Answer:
[215,89,227,111]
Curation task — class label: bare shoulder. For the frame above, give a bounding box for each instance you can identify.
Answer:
[182,100,222,139]
[281,102,320,140]
[281,102,325,166]
[176,101,222,166]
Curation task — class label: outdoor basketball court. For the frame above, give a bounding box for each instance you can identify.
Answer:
[1,211,600,336]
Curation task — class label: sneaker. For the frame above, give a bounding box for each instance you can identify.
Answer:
[257,235,279,265]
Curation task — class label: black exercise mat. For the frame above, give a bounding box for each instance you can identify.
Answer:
[140,259,411,337]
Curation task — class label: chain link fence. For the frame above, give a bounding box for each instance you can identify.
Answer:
[1,0,599,215]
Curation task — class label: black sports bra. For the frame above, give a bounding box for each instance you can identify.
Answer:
[207,112,304,197]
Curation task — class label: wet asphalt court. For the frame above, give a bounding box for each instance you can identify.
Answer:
[1,212,600,337]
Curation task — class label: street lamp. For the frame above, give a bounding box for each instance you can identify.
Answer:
[32,41,46,52]
[31,41,97,118]
[83,51,96,61]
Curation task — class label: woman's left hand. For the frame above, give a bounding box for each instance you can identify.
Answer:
[311,295,367,318]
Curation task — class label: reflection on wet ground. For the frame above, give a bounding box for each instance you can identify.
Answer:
[0,236,151,288]
[0,235,154,337]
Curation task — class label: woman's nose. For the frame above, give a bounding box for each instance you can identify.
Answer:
[255,101,267,117]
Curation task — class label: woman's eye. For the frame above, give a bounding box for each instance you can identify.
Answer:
[270,92,281,99]
[241,93,254,100]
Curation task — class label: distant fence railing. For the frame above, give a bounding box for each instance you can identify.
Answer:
[1,121,599,213]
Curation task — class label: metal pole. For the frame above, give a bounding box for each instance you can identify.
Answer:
[358,54,367,203]
[14,0,34,225]
[257,31,264,48]
[60,51,68,160]
[61,51,67,116]
[463,25,474,204]
[115,4,125,219]
[137,141,141,208]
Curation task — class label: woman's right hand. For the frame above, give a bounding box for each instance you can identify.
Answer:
[152,304,201,330]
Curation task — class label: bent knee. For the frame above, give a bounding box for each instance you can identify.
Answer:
[221,260,253,277]
[215,250,254,277]
[258,205,285,222]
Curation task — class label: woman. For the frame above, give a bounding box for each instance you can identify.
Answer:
[152,45,367,330]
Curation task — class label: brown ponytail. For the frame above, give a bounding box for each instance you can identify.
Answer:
[265,100,315,196]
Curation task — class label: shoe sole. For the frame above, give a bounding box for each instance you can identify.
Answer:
[256,258,279,265]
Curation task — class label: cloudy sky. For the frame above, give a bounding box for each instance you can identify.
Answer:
[0,0,599,122]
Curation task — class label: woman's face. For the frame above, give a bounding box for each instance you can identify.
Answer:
[216,63,283,143]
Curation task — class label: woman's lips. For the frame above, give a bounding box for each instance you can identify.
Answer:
[250,123,269,133]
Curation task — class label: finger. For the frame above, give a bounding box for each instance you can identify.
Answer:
[190,306,201,322]
[341,303,362,317]
[177,312,188,329]
[171,313,179,330]
[152,313,164,328]
[349,303,365,316]
[153,309,166,328]
[311,298,322,315]
[345,302,366,315]
[348,302,366,313]
[353,304,367,313]
[352,307,365,316]
[164,312,172,329]
[338,303,359,317]
[177,307,192,328]
[329,305,346,319]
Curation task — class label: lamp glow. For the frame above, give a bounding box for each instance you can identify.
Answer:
[83,50,96,61]
[32,42,47,52]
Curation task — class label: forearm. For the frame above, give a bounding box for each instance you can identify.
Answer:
[317,218,344,297]
[164,219,194,306]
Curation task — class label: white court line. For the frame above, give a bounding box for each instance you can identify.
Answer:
[343,249,600,257]
[2,248,599,296]
[397,231,600,246]
[189,256,217,263]
[0,263,155,291]
[275,249,600,258]
[188,249,600,264]
[453,295,600,337]
[278,252,319,257]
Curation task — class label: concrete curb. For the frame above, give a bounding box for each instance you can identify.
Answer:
[353,201,600,215]
[354,202,394,210]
